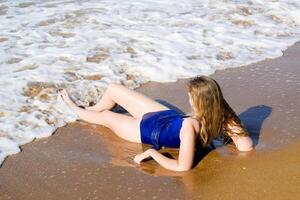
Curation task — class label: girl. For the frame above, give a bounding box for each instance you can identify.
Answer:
[59,76,253,172]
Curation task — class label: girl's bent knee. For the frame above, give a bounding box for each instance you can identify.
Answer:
[107,83,124,95]
[108,83,122,90]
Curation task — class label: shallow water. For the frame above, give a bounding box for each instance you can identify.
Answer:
[0,0,300,164]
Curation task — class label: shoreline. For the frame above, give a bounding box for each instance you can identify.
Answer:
[0,42,300,199]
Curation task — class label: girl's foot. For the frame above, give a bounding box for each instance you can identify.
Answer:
[58,89,86,109]
[58,89,77,109]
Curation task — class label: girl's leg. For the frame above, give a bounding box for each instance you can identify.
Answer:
[85,83,169,119]
[59,89,141,143]
[85,85,117,112]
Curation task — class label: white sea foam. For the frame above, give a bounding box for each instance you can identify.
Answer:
[0,0,300,164]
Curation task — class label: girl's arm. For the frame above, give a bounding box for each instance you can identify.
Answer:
[230,135,253,151]
[134,122,196,171]
[227,123,253,151]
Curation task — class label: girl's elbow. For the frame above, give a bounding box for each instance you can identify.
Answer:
[176,162,192,172]
[238,145,254,152]
[237,138,254,151]
[176,166,191,172]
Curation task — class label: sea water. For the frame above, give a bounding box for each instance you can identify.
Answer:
[0,0,299,165]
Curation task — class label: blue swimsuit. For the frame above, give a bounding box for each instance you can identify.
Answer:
[140,109,188,150]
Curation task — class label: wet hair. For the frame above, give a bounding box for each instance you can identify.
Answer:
[187,75,249,146]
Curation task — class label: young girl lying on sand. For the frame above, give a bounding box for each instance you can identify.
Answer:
[59,75,253,172]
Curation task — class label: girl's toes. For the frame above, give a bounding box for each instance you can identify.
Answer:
[57,89,68,102]
[58,91,64,98]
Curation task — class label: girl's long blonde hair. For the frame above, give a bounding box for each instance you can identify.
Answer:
[187,76,249,146]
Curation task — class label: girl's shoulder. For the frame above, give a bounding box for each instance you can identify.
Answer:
[182,115,201,134]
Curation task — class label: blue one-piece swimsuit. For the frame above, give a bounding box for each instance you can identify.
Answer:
[140,109,188,150]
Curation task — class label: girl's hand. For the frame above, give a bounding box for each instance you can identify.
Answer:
[133,149,152,164]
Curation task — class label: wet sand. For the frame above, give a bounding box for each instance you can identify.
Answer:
[1,42,300,200]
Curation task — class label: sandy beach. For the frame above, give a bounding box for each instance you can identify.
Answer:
[0,41,300,200]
